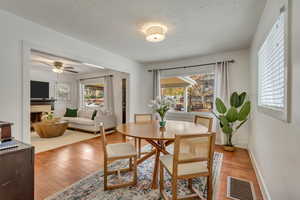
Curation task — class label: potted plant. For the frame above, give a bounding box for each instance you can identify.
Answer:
[149,96,174,127]
[213,92,251,151]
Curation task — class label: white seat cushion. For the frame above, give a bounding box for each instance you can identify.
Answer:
[160,154,208,176]
[106,143,137,159]
[62,117,95,125]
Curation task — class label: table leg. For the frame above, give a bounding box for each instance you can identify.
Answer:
[151,148,160,189]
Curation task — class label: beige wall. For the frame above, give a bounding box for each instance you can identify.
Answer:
[249,0,300,199]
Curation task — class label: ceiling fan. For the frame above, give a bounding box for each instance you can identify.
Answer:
[51,61,78,74]
[32,59,79,74]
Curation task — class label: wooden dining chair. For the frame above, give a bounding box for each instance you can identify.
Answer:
[100,123,137,190]
[134,114,153,158]
[159,133,216,200]
[194,115,213,132]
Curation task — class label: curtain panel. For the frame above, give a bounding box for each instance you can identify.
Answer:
[152,69,161,99]
[214,61,230,144]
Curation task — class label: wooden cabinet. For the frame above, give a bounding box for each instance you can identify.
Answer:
[0,141,34,200]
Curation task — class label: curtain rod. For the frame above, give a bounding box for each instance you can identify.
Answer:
[79,74,113,81]
[147,59,235,72]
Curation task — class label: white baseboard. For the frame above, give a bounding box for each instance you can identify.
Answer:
[248,149,272,200]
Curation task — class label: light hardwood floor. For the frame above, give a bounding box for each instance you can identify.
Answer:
[35,132,263,200]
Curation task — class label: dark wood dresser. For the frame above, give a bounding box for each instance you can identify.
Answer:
[0,140,34,200]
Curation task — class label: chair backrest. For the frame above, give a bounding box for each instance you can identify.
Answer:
[134,114,153,123]
[99,123,108,158]
[172,133,216,176]
[194,115,213,132]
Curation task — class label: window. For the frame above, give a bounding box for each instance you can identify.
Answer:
[258,6,289,121]
[161,72,215,112]
[83,84,104,108]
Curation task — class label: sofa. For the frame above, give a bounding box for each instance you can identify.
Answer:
[62,108,116,133]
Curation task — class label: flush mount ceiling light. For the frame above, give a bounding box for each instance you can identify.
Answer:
[142,23,168,42]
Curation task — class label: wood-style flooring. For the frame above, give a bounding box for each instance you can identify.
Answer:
[35,132,263,200]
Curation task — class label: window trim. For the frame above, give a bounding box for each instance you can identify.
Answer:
[257,1,290,122]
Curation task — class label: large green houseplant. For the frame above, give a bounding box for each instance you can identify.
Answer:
[213,92,251,151]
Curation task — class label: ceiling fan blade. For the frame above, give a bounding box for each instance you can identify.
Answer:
[64,70,79,73]
[64,66,74,69]
[32,60,53,67]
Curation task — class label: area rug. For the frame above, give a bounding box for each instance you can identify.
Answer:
[31,130,100,153]
[46,146,223,200]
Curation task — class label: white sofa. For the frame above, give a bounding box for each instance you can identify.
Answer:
[62,108,116,133]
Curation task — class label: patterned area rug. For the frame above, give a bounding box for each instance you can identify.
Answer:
[46,146,223,200]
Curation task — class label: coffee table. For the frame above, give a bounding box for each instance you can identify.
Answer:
[33,120,69,138]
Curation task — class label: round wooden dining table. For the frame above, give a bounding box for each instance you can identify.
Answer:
[116,120,209,189]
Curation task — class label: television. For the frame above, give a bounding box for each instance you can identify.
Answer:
[30,81,49,99]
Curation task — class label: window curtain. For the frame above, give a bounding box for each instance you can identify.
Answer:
[78,80,84,109]
[153,69,161,99]
[104,75,115,113]
[214,61,230,144]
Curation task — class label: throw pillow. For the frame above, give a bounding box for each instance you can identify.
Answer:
[91,110,97,120]
[64,108,78,117]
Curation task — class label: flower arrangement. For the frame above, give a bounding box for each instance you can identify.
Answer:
[149,96,175,127]
[41,112,55,122]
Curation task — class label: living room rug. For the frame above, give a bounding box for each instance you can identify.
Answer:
[46,146,223,200]
[31,130,100,153]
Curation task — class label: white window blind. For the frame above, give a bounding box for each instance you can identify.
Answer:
[258,11,286,110]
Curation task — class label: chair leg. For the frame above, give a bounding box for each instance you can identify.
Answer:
[133,156,137,185]
[188,178,193,191]
[171,177,177,200]
[207,175,213,200]
[138,138,141,158]
[129,158,132,170]
[104,161,108,190]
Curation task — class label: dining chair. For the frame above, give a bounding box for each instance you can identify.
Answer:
[100,123,137,190]
[194,115,213,132]
[134,114,153,158]
[159,133,216,200]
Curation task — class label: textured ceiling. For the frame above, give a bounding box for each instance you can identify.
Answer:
[0,0,266,64]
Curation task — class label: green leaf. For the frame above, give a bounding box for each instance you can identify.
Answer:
[230,92,240,108]
[222,125,233,134]
[226,107,238,122]
[238,101,251,121]
[238,92,247,107]
[219,115,229,127]
[215,98,227,114]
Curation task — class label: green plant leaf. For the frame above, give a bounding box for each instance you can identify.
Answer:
[230,92,240,108]
[238,92,247,107]
[222,125,233,134]
[226,107,238,122]
[238,101,251,121]
[219,115,229,127]
[215,98,227,114]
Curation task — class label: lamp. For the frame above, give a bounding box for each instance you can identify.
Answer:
[142,23,168,42]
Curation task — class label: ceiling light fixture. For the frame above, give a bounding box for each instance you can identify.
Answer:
[83,63,105,69]
[142,23,168,42]
[52,68,64,73]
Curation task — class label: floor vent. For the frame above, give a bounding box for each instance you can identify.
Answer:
[227,176,256,200]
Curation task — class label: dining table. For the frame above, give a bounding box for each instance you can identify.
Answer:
[116,120,209,189]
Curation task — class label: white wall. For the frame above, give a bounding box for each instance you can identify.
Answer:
[0,10,148,143]
[30,66,78,116]
[145,49,251,147]
[249,0,300,199]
